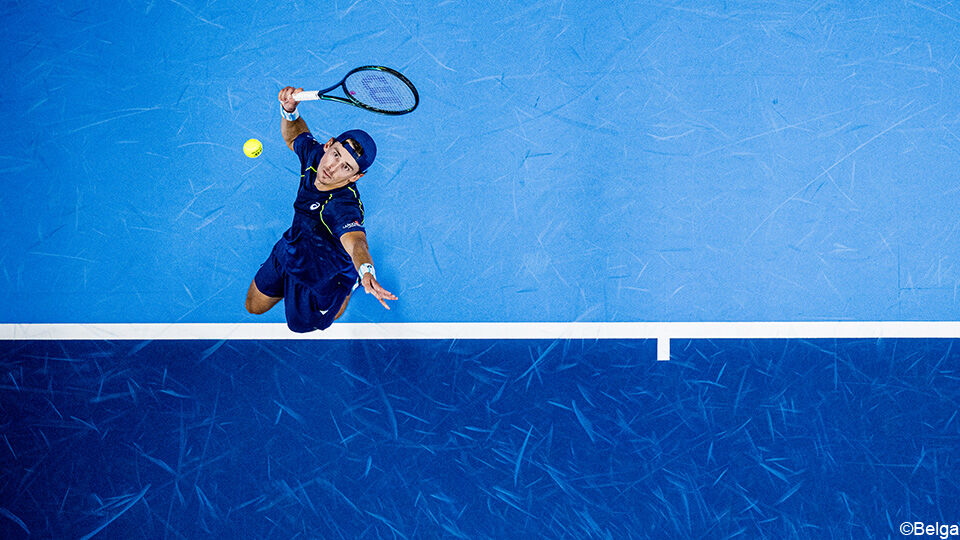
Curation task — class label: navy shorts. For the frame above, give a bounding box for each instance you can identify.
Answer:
[254,244,351,333]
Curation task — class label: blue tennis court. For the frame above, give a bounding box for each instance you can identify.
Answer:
[2,1,959,538]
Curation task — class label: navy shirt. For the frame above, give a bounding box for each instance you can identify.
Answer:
[274,132,365,295]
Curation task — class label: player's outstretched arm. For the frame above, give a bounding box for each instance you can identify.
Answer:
[278,86,310,151]
[340,231,398,310]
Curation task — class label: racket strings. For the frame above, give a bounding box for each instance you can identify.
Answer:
[345,71,417,112]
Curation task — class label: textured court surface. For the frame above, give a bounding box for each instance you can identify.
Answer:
[2,0,960,538]
[2,1,959,323]
[2,338,958,538]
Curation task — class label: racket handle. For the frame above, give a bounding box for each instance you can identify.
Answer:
[292,91,320,101]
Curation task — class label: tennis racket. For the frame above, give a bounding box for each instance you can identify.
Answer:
[292,66,419,115]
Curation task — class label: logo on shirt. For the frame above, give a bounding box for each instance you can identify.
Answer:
[342,220,361,229]
[309,202,321,211]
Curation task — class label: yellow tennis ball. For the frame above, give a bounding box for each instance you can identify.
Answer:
[243,138,262,158]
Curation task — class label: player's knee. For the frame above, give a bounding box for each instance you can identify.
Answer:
[245,296,266,315]
[246,281,277,315]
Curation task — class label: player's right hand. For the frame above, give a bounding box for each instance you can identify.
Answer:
[278,86,303,113]
[361,273,398,310]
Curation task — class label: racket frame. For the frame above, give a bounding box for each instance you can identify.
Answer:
[293,65,419,115]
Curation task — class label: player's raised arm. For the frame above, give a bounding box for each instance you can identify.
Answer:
[340,230,398,310]
[278,86,310,151]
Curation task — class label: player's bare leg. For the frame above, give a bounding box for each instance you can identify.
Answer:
[334,294,351,320]
[245,279,282,315]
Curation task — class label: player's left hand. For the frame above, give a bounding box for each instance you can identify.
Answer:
[362,274,398,309]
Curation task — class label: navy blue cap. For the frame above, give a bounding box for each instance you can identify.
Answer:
[336,129,376,173]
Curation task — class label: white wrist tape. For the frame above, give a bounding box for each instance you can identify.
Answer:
[359,263,375,279]
[281,106,300,121]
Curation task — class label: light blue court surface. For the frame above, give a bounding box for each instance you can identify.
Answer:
[2,1,959,323]
[2,1,960,538]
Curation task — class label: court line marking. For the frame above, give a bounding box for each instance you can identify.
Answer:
[3,322,958,361]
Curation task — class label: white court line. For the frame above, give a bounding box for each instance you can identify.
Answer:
[2,322,959,360]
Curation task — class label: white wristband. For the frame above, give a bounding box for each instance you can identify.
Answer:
[359,263,375,279]
[281,106,300,121]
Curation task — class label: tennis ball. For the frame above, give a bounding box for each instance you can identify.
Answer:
[243,138,262,158]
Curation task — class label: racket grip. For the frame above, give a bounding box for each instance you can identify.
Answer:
[292,91,320,101]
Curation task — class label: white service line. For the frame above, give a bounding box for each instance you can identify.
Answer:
[1,322,958,361]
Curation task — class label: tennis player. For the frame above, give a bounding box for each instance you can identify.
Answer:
[245,86,398,332]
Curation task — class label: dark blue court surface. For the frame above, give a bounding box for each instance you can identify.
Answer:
[1,338,958,538]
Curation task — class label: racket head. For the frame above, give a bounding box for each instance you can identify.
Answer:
[340,66,419,115]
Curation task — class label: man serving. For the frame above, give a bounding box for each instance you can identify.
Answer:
[245,86,397,331]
